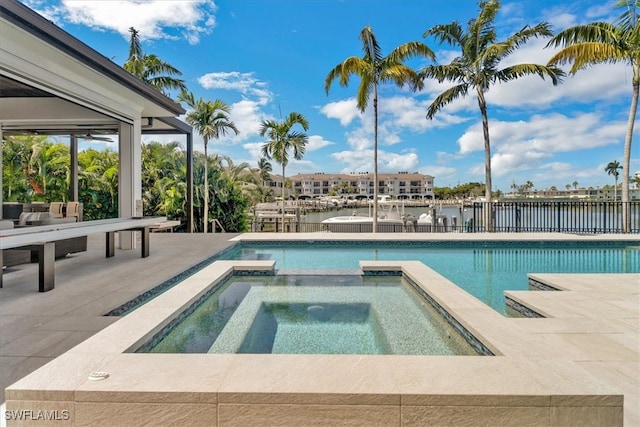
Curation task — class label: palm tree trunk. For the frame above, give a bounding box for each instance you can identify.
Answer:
[281,164,286,232]
[203,140,208,233]
[477,89,493,232]
[372,84,379,233]
[622,60,639,233]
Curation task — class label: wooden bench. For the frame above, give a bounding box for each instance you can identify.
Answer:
[0,216,166,292]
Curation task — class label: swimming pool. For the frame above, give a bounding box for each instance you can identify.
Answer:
[218,241,640,312]
[138,274,479,356]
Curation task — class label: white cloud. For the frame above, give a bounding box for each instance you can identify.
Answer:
[242,142,264,161]
[418,165,458,183]
[226,99,272,143]
[490,39,628,107]
[320,99,361,126]
[32,0,217,44]
[381,152,419,172]
[198,72,273,104]
[331,149,371,173]
[343,127,371,151]
[458,112,624,156]
[306,135,333,151]
[285,159,318,176]
[491,151,552,177]
[330,148,419,174]
[525,162,603,190]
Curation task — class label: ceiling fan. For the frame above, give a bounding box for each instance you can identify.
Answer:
[78,131,114,142]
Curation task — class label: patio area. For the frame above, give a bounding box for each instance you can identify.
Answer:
[0,232,239,403]
[0,232,638,426]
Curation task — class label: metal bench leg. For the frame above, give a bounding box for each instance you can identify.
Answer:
[38,242,55,292]
[141,227,149,258]
[0,250,3,288]
[106,231,115,257]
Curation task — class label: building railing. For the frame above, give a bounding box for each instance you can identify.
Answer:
[249,201,640,234]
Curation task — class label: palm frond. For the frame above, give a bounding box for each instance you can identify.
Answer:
[284,112,310,130]
[324,57,367,93]
[423,22,464,47]
[426,83,469,119]
[546,22,619,48]
[381,64,423,91]
[496,64,564,85]
[360,26,383,62]
[356,77,372,112]
[616,0,640,31]
[143,54,183,76]
[548,43,627,72]
[387,41,436,63]
[421,63,467,84]
[148,76,187,92]
[471,0,499,49]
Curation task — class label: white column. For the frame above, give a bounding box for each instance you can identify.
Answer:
[118,120,142,249]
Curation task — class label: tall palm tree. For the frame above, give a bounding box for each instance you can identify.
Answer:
[260,112,309,231]
[178,91,239,233]
[325,26,435,232]
[422,0,564,231]
[124,27,187,95]
[605,160,622,201]
[546,0,639,233]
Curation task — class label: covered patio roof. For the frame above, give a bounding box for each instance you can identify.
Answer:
[0,0,194,232]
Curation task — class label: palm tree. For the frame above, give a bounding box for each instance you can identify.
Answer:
[124,27,187,95]
[422,0,564,231]
[257,157,273,187]
[260,112,309,231]
[546,0,639,233]
[573,180,579,190]
[605,160,622,201]
[325,26,435,232]
[178,91,239,233]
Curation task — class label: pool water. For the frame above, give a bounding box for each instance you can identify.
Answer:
[219,242,640,312]
[142,275,478,356]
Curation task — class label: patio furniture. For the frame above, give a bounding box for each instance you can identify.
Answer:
[0,216,166,291]
[2,214,88,269]
[65,202,80,221]
[49,202,63,218]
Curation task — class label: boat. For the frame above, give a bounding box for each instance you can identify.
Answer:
[417,212,433,225]
[321,196,406,225]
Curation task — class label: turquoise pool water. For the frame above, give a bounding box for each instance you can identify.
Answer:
[141,275,478,355]
[218,241,640,312]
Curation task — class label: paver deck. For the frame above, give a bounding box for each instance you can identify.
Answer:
[0,232,638,425]
[0,232,239,404]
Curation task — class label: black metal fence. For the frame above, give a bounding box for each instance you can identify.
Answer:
[250,201,640,234]
[471,201,640,233]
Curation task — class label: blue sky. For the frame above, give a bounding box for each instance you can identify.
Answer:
[24,0,639,192]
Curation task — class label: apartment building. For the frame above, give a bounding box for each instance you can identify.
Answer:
[282,172,435,199]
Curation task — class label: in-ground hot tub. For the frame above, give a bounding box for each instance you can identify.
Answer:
[4,259,623,426]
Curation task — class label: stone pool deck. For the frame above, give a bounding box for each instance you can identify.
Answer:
[1,232,638,426]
